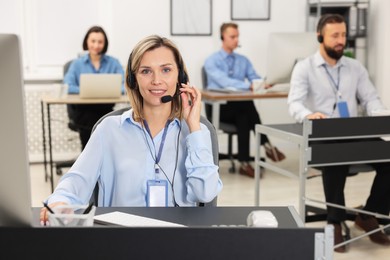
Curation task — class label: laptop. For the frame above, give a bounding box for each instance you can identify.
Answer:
[79,74,122,99]
[0,34,33,227]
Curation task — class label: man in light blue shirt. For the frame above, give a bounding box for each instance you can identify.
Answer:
[204,22,285,178]
[288,14,390,252]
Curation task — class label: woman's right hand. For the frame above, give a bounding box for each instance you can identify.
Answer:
[40,201,68,226]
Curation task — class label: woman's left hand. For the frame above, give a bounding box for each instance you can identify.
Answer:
[180,83,201,132]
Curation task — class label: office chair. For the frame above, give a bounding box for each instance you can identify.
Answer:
[201,66,238,173]
[89,107,218,207]
[55,60,80,175]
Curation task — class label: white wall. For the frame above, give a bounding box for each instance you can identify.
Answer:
[1,0,388,112]
[0,0,305,84]
[87,0,307,90]
[368,0,390,107]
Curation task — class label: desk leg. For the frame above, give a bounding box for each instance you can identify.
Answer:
[298,143,307,219]
[41,101,48,182]
[255,131,262,206]
[211,103,220,131]
[47,103,54,192]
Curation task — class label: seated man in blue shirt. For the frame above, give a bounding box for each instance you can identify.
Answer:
[288,14,390,253]
[204,22,285,178]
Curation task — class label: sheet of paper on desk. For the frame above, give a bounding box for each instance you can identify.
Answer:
[209,87,250,93]
[94,211,186,227]
[371,109,390,116]
[264,83,290,93]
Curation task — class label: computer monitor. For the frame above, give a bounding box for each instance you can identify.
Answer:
[266,32,319,85]
[0,34,33,226]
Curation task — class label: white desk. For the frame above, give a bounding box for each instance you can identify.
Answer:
[201,90,288,131]
[40,94,129,191]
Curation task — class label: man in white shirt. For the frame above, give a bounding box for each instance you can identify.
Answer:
[288,13,390,253]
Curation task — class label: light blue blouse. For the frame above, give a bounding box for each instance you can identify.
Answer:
[64,54,124,93]
[46,109,223,207]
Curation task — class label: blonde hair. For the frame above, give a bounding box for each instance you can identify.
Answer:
[125,35,189,122]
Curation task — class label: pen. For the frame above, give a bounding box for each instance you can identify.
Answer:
[83,202,94,214]
[42,201,66,226]
[42,201,55,214]
[42,201,54,226]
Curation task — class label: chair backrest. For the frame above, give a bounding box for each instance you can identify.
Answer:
[201,66,213,121]
[63,59,79,131]
[199,116,219,207]
[89,108,218,207]
[63,60,73,76]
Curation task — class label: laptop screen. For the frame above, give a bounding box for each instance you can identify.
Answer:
[79,74,122,99]
[0,34,33,227]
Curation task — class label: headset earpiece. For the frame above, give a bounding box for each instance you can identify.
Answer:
[317,35,324,43]
[126,52,137,89]
[220,35,224,41]
[177,62,188,84]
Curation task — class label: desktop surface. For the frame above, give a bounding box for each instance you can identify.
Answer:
[201,89,287,101]
[1,206,327,259]
[31,206,302,228]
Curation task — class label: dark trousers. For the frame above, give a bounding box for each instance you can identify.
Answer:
[219,101,269,162]
[322,162,390,223]
[68,104,114,150]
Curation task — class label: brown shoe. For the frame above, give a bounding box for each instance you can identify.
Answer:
[355,214,390,246]
[239,163,255,178]
[264,143,286,162]
[333,223,346,253]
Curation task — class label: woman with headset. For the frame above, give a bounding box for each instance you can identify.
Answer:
[41,35,223,223]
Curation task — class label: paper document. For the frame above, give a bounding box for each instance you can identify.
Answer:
[94,211,186,227]
[371,109,390,116]
[209,87,250,93]
[264,83,290,93]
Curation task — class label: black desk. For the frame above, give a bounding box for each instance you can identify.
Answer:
[32,206,303,228]
[1,207,333,259]
[254,116,390,218]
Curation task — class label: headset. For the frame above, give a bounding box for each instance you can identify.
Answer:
[316,14,330,43]
[126,51,188,90]
[220,24,224,41]
[316,13,344,43]
[317,34,324,43]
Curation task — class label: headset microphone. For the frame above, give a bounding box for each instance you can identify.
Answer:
[161,91,182,103]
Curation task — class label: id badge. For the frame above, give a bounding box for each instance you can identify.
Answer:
[146,179,168,207]
[337,101,350,118]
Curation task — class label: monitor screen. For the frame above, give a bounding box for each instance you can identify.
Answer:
[266,32,319,85]
[0,34,33,226]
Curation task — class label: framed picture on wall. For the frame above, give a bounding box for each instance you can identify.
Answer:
[231,0,270,21]
[171,0,212,36]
